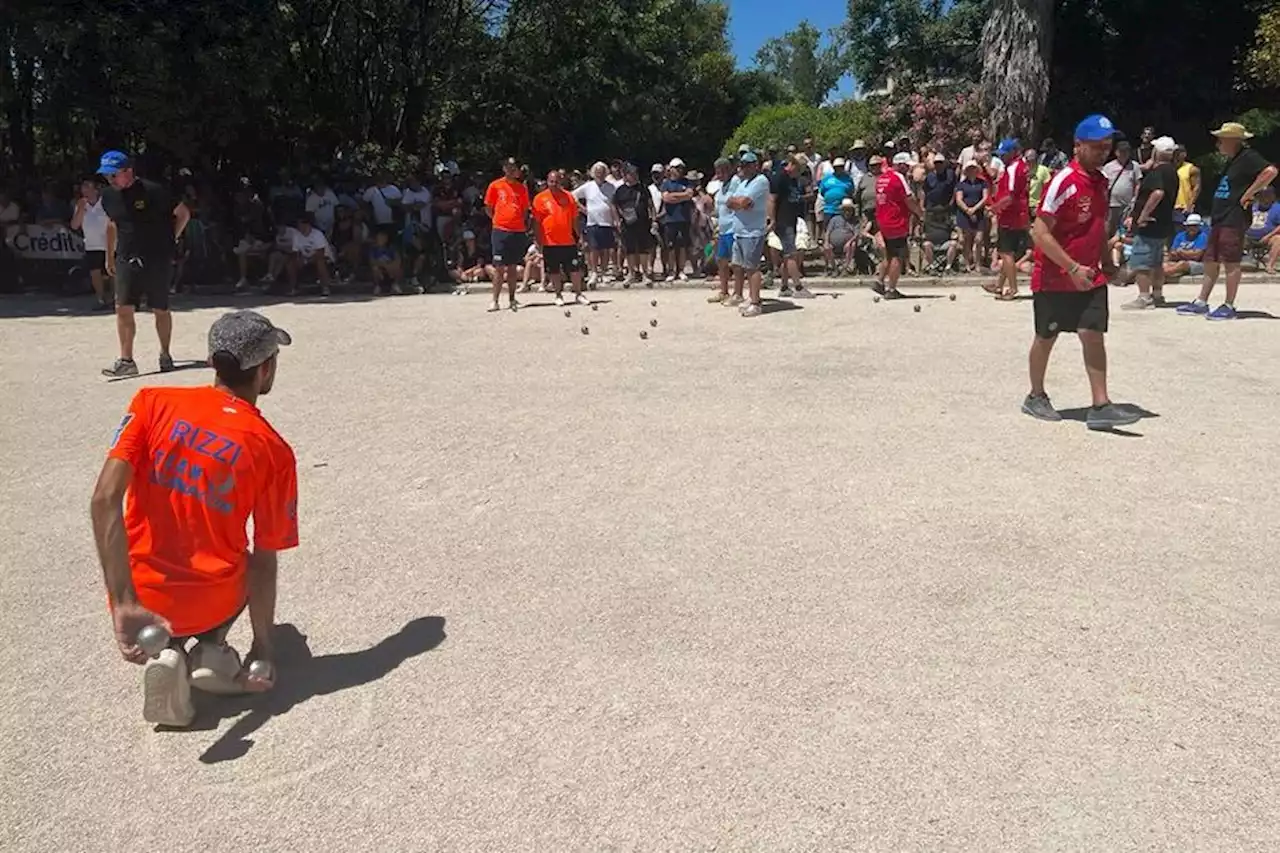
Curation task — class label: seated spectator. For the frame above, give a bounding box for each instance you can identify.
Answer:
[38,183,70,226]
[331,206,367,281]
[264,222,300,288]
[433,172,463,245]
[454,229,494,286]
[1163,214,1209,281]
[921,206,959,274]
[231,187,274,290]
[362,172,403,235]
[269,170,305,225]
[1109,215,1137,284]
[824,198,860,274]
[369,227,418,295]
[286,214,334,297]
[1245,186,1280,272]
[520,242,543,292]
[305,176,339,237]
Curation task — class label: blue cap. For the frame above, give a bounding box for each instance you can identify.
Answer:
[739,151,759,164]
[996,138,1020,156]
[1074,114,1117,142]
[97,150,132,176]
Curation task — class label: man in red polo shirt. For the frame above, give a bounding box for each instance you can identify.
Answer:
[874,151,923,300]
[988,137,1030,300]
[1022,115,1141,432]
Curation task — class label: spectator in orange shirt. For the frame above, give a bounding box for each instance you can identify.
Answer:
[90,310,299,727]
[483,156,532,312]
[532,170,590,308]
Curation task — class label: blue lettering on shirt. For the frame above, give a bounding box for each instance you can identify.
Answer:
[152,420,243,513]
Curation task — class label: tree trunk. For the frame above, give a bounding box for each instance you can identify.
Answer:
[980,0,1054,141]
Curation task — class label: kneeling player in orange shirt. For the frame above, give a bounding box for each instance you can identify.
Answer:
[90,310,299,727]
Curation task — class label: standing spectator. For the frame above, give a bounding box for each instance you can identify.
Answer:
[286,215,335,297]
[769,154,811,298]
[1038,138,1068,172]
[818,158,854,227]
[725,152,771,317]
[923,154,957,211]
[72,178,113,310]
[362,173,402,235]
[606,160,625,188]
[1102,140,1142,237]
[1122,136,1180,310]
[846,140,870,186]
[707,158,738,303]
[1136,126,1156,170]
[97,150,192,378]
[268,170,305,225]
[1177,122,1278,320]
[954,161,990,273]
[988,138,1031,300]
[648,164,666,280]
[1022,114,1139,431]
[874,152,924,300]
[959,129,985,168]
[660,159,696,282]
[532,169,589,307]
[483,157,531,312]
[304,176,339,237]
[1173,145,1200,224]
[573,162,618,287]
[612,163,656,288]
[1024,148,1053,216]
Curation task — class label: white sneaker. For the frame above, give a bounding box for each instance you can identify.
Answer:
[664,273,676,283]
[143,648,195,727]
[574,292,591,306]
[488,299,500,312]
[234,277,249,291]
[677,272,690,282]
[189,641,246,695]
[554,295,565,307]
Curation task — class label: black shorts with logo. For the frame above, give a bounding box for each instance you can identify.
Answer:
[998,228,1029,256]
[115,255,171,310]
[1033,286,1109,339]
[883,236,910,264]
[542,244,583,277]
[491,228,528,265]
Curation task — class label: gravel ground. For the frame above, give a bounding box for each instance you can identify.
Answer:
[2,283,1278,852]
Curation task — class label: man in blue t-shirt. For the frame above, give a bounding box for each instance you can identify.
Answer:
[660,159,696,282]
[725,152,772,317]
[1247,187,1280,272]
[1162,213,1210,281]
[818,159,854,221]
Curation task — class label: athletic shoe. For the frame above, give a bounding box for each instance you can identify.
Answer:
[1087,403,1142,431]
[791,286,815,299]
[509,299,520,312]
[871,280,887,296]
[1021,392,1062,422]
[574,292,590,306]
[762,272,775,288]
[1121,295,1155,310]
[1152,292,1167,307]
[664,273,676,283]
[407,282,424,295]
[883,288,905,300]
[554,295,566,307]
[234,277,249,292]
[740,301,763,317]
[725,294,744,307]
[189,642,246,695]
[517,282,532,293]
[102,358,138,378]
[391,282,404,296]
[143,648,195,727]
[488,300,500,313]
[677,272,690,282]
[159,353,176,373]
[707,292,728,303]
[1176,300,1210,316]
[1206,304,1238,321]
[778,286,795,298]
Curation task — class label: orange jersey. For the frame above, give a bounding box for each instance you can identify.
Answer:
[107,386,298,636]
[484,178,530,232]
[531,188,579,246]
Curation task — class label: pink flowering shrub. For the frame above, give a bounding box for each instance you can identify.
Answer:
[875,85,983,156]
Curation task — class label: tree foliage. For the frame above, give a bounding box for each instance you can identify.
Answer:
[724,100,880,155]
[0,0,784,179]
[753,21,849,108]
[1244,6,1280,90]
[843,0,987,90]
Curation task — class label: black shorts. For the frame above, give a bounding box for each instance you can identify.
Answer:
[663,221,691,249]
[621,223,653,255]
[85,250,106,273]
[491,228,528,265]
[115,256,171,310]
[998,228,1029,256]
[542,244,583,277]
[1033,286,1109,338]
[883,236,909,265]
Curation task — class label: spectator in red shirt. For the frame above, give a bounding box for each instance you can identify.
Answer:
[1022,115,1142,432]
[986,138,1031,300]
[873,152,924,299]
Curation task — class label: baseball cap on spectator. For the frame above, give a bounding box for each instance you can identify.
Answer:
[995,138,1020,156]
[1184,214,1203,226]
[669,157,685,168]
[932,153,947,163]
[208,310,291,371]
[740,152,759,164]
[1152,136,1177,153]
[962,160,980,173]
[1074,114,1118,141]
[892,152,913,166]
[713,157,732,168]
[650,163,664,174]
[832,157,847,168]
[737,143,752,154]
[869,154,884,166]
[97,150,133,175]
[840,198,855,209]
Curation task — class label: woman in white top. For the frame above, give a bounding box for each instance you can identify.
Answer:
[71,179,113,310]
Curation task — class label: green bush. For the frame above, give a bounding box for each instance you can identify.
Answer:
[724,101,880,156]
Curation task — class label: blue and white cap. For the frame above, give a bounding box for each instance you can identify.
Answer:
[996,138,1021,156]
[97,150,132,176]
[1074,115,1118,142]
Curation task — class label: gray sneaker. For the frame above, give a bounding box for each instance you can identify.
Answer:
[1086,403,1142,431]
[1021,392,1062,422]
[725,294,744,307]
[158,353,176,373]
[790,286,816,299]
[1121,295,1155,310]
[102,358,139,378]
[740,302,763,317]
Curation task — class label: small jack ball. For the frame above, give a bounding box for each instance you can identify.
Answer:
[564,309,572,317]
[650,300,658,307]
[873,295,881,303]
[913,304,921,313]
[591,304,598,311]
[581,326,590,335]
[649,319,658,327]
[949,293,956,301]
[640,330,649,340]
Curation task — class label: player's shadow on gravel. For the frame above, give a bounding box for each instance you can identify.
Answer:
[1056,404,1159,438]
[105,359,208,382]
[761,299,803,314]
[192,616,447,764]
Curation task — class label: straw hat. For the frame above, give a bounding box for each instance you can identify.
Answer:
[1210,122,1254,140]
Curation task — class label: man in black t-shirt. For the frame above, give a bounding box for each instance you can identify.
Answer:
[768,155,812,298]
[97,150,191,377]
[1122,136,1181,310]
[1176,122,1278,320]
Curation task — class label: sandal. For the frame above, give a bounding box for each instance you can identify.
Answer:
[981,281,1002,295]
[995,288,1019,301]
